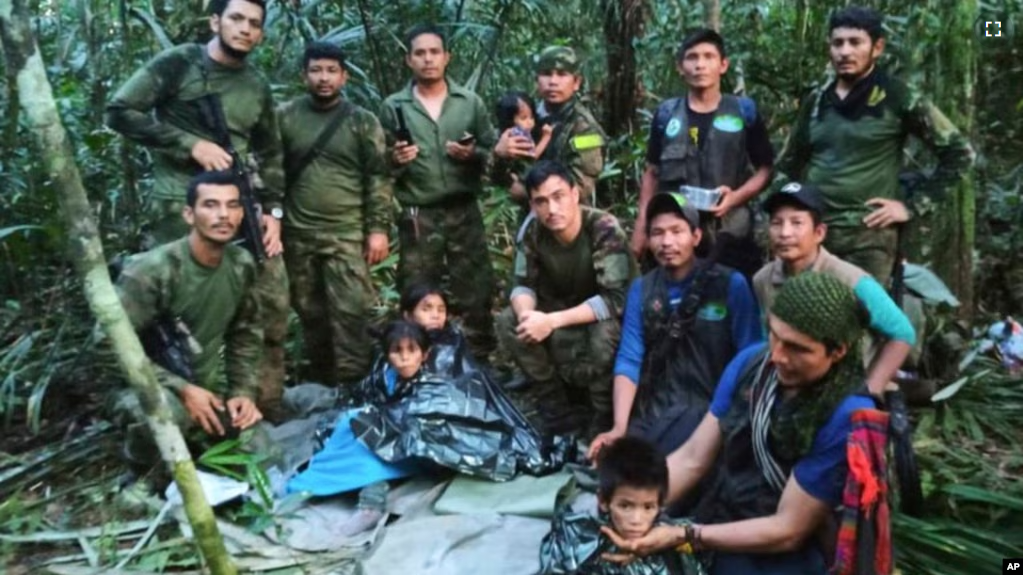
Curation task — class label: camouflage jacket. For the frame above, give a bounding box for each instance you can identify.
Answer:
[106,43,285,210]
[777,70,974,229]
[116,237,263,399]
[277,96,392,240]
[513,206,636,319]
[538,98,607,202]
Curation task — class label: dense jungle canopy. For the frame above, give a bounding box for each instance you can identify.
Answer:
[0,0,1021,574]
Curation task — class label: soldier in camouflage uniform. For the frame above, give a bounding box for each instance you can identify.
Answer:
[777,6,973,285]
[496,161,637,439]
[278,42,392,389]
[112,171,263,465]
[379,24,497,361]
[105,0,290,420]
[495,46,607,205]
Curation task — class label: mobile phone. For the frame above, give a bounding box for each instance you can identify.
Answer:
[394,107,413,144]
[457,134,477,146]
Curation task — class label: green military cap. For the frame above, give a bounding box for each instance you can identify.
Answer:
[536,46,580,74]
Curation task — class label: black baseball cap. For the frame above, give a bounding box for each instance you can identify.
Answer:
[763,182,827,219]
[646,192,701,231]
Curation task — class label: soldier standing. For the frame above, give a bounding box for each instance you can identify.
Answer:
[106,0,290,420]
[379,24,497,362]
[496,46,607,205]
[277,42,392,389]
[777,6,973,285]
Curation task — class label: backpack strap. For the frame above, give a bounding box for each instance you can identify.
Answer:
[287,101,356,186]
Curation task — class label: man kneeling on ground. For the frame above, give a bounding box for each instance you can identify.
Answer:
[111,171,263,467]
[497,160,637,439]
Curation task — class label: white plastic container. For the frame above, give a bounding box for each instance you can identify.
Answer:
[679,185,722,211]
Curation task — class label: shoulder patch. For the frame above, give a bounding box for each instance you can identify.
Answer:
[571,133,604,151]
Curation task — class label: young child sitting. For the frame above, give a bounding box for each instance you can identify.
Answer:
[286,320,431,531]
[540,436,697,574]
[496,91,554,159]
[400,282,476,378]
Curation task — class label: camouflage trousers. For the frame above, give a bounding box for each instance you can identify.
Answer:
[283,230,374,387]
[142,197,290,421]
[397,201,496,360]
[496,307,619,438]
[825,224,899,287]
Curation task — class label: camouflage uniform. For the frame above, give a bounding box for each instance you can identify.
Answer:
[498,206,637,437]
[777,70,973,285]
[380,80,497,360]
[535,46,606,204]
[106,43,290,417]
[278,96,392,387]
[110,237,262,465]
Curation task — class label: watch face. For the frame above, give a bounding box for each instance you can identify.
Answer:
[271,208,284,219]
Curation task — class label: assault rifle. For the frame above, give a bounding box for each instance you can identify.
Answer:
[196,94,268,263]
[138,315,202,383]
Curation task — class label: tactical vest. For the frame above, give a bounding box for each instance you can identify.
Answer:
[693,349,796,524]
[656,95,752,192]
[628,263,735,440]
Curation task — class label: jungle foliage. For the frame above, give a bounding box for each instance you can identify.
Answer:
[0,0,1021,573]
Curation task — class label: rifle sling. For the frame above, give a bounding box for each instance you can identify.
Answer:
[288,101,356,185]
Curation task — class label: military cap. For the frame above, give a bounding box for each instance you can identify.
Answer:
[536,46,580,74]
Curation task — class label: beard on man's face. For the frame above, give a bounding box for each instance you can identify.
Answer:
[218,33,252,61]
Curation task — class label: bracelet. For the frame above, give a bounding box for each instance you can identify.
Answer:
[675,525,695,555]
[674,523,704,555]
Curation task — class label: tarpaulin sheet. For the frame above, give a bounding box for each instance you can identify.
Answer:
[433,471,575,518]
[351,362,570,481]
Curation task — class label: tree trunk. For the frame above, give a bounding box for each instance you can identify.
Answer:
[601,0,647,138]
[929,0,976,318]
[0,1,237,573]
[701,0,720,32]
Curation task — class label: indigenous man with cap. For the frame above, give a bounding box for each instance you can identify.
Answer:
[277,42,392,390]
[602,272,877,574]
[588,192,761,460]
[106,0,290,421]
[496,161,636,439]
[630,29,774,279]
[495,46,607,205]
[777,6,972,284]
[379,24,498,361]
[754,182,915,396]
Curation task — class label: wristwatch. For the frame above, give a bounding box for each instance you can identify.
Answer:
[270,207,284,220]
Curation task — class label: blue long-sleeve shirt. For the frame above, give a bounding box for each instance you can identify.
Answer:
[614,269,764,384]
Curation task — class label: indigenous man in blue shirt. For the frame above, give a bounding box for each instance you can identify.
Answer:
[602,272,878,574]
[589,192,761,460]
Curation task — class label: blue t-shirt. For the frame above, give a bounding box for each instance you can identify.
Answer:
[710,344,875,506]
[614,270,763,384]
